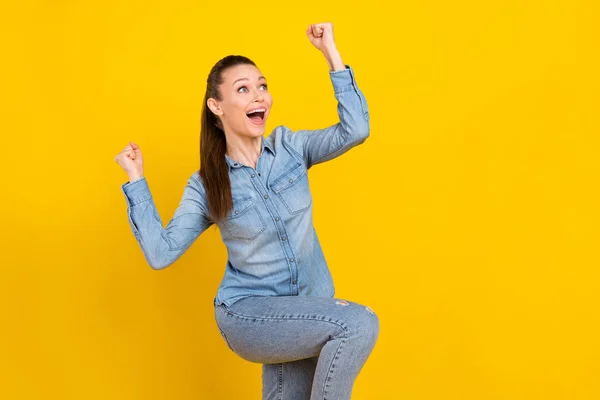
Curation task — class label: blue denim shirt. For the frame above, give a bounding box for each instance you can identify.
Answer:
[120,64,370,307]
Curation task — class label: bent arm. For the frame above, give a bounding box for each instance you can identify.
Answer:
[121,174,212,270]
[282,64,370,169]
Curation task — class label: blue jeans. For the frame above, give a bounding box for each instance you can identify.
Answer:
[214,295,380,400]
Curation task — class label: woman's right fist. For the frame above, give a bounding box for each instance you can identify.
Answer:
[114,141,144,181]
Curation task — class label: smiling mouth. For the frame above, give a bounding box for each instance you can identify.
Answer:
[246,110,266,124]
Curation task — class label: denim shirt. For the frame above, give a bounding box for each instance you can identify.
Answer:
[120,64,370,307]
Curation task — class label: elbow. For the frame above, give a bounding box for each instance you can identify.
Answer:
[355,131,369,147]
[362,112,371,139]
[347,127,369,147]
[359,127,370,141]
[340,108,370,144]
[145,242,181,270]
[354,122,370,143]
[147,257,171,271]
[354,112,370,142]
[149,260,174,270]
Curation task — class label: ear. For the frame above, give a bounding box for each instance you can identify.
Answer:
[207,98,223,116]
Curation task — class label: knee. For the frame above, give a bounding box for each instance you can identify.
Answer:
[363,305,380,345]
[345,304,380,347]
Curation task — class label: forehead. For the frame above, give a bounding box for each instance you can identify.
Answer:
[222,64,265,84]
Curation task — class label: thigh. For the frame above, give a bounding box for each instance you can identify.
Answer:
[214,295,376,364]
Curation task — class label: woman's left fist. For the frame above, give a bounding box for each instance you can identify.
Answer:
[306,22,336,53]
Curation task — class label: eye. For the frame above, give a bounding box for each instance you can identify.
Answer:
[237,83,268,93]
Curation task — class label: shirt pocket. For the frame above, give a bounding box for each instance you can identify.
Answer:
[270,163,312,215]
[222,197,266,240]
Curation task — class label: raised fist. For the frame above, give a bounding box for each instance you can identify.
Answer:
[306,22,336,53]
[114,141,144,181]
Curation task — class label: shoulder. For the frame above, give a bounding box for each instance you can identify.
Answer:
[267,125,291,142]
[184,170,212,213]
[189,170,206,190]
[268,125,303,157]
[187,170,209,200]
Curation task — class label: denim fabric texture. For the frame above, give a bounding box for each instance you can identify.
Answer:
[120,64,370,309]
[215,295,379,400]
[120,64,377,399]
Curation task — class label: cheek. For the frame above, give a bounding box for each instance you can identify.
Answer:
[223,100,246,118]
[265,93,274,107]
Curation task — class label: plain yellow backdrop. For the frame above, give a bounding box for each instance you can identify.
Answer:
[1,0,599,399]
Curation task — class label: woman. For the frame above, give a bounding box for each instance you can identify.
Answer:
[114,22,379,400]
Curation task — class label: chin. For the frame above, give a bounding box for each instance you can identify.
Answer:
[236,127,264,139]
[246,121,268,136]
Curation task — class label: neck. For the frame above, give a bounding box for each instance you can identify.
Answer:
[225,133,262,169]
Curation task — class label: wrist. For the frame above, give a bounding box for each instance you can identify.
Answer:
[321,43,338,57]
[128,173,144,183]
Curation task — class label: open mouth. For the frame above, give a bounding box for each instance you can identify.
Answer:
[246,109,266,124]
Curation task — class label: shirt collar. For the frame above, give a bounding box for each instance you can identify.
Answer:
[225,135,276,171]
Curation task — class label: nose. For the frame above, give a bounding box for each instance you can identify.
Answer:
[253,88,264,102]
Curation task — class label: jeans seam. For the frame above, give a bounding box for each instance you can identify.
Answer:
[278,363,283,400]
[214,308,235,351]
[223,308,349,337]
[322,338,346,400]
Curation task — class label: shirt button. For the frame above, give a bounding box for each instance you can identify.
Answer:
[292,280,297,285]
[233,163,238,166]
[290,258,294,262]
[289,179,293,183]
[258,173,261,176]
[235,210,239,214]
[275,217,280,221]
[251,174,255,178]
[282,236,287,241]
[264,194,268,199]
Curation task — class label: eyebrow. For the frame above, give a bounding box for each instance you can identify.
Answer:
[232,76,267,86]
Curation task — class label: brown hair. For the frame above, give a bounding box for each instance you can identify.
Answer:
[200,55,257,224]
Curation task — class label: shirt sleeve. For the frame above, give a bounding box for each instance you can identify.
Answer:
[120,174,213,270]
[281,64,370,169]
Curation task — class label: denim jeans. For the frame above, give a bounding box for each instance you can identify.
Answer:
[213,295,380,400]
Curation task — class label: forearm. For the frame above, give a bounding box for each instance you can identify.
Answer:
[122,178,179,269]
[322,46,346,72]
[330,65,370,139]
[121,177,209,270]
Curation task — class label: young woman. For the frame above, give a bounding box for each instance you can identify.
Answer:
[115,22,379,400]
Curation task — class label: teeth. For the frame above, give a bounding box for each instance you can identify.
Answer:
[247,108,265,114]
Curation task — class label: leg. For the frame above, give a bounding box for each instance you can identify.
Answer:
[214,295,379,400]
[262,357,318,400]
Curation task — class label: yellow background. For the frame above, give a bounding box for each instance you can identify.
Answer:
[1,0,599,399]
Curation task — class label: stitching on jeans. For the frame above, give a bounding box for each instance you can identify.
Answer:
[278,363,283,400]
[322,338,346,400]
[223,308,349,338]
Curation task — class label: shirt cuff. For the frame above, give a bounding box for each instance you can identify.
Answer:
[121,176,153,206]
[329,64,356,95]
